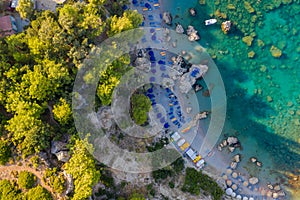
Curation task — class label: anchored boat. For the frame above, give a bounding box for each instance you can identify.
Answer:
[205,19,217,26]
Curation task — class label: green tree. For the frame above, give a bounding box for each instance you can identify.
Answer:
[0,179,22,200]
[5,101,49,156]
[53,98,72,125]
[26,185,52,200]
[64,138,100,200]
[0,140,11,165]
[16,0,34,19]
[107,10,143,37]
[130,94,151,125]
[97,54,132,105]
[18,171,36,189]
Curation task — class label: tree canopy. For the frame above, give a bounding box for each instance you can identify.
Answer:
[16,0,34,19]
[18,171,36,189]
[0,179,22,200]
[64,138,100,200]
[53,98,72,125]
[107,10,143,37]
[0,140,11,165]
[182,168,224,200]
[26,185,52,200]
[130,94,152,125]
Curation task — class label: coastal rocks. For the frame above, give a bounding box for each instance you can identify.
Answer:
[218,136,240,152]
[249,177,259,185]
[228,147,235,153]
[221,21,231,34]
[242,36,254,46]
[270,45,282,58]
[186,26,200,41]
[250,157,262,167]
[227,137,239,146]
[163,12,172,25]
[189,8,197,16]
[175,23,184,34]
[256,161,262,167]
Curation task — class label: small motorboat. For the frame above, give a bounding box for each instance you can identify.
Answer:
[205,19,217,25]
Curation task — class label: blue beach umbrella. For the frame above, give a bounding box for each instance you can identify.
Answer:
[151,69,157,74]
[164,123,170,128]
[158,60,166,65]
[150,77,156,82]
[160,65,166,71]
[145,3,152,9]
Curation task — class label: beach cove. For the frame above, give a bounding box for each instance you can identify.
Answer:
[162,0,300,199]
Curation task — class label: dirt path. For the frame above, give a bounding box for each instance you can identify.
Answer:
[0,164,56,199]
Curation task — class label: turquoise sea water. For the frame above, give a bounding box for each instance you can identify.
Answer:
[164,0,299,197]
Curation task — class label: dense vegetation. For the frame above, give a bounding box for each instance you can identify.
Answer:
[0,139,11,165]
[0,179,51,200]
[0,179,22,200]
[18,171,36,189]
[64,138,100,199]
[182,168,224,200]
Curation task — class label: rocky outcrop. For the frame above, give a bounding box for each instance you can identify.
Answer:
[63,170,74,195]
[175,23,184,34]
[51,141,70,162]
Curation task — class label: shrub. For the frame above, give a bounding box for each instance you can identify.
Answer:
[0,140,11,165]
[26,185,52,200]
[18,171,36,189]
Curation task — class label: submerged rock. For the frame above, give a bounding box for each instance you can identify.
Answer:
[244,1,255,13]
[242,36,254,46]
[248,51,255,58]
[270,45,282,58]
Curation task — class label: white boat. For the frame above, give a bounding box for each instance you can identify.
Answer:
[205,19,217,26]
